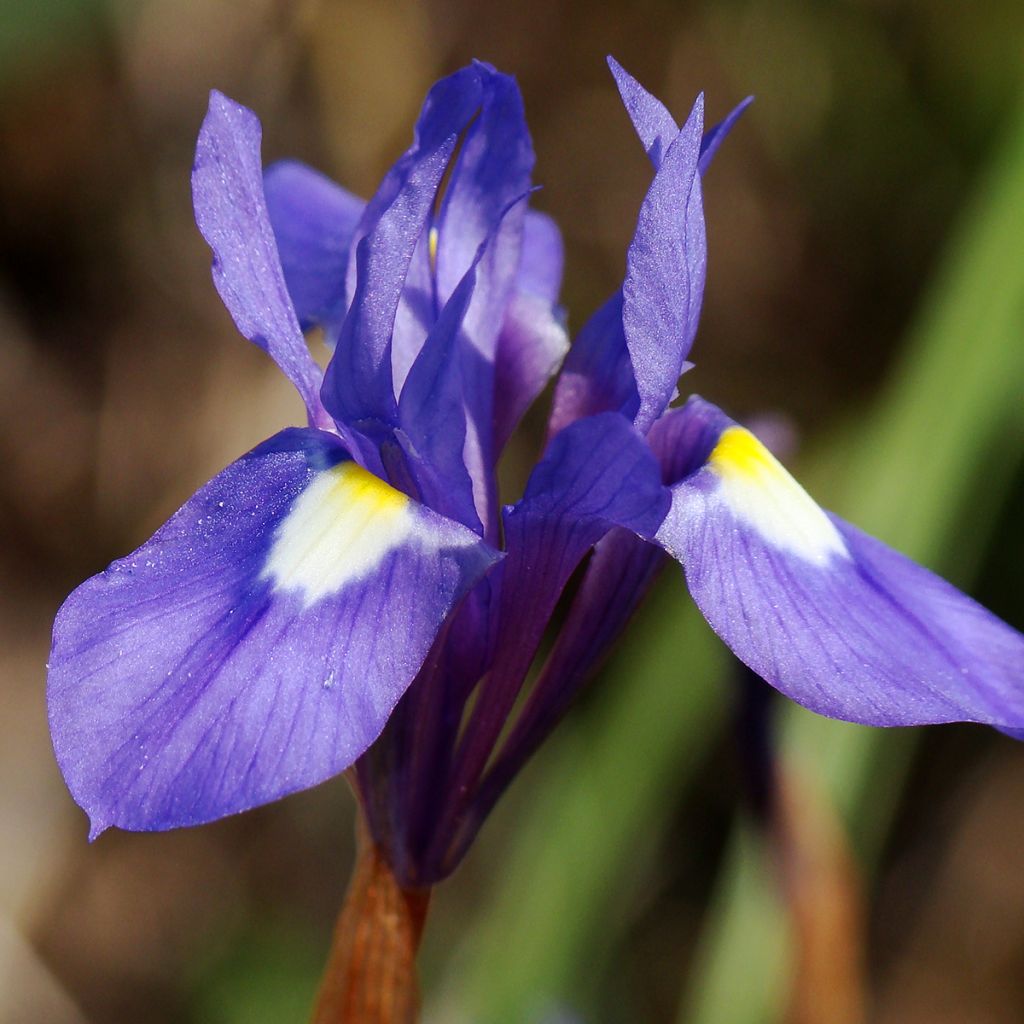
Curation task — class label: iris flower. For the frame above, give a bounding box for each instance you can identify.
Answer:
[48,59,1024,888]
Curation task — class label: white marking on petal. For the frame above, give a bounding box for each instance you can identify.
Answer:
[709,426,848,565]
[262,461,415,606]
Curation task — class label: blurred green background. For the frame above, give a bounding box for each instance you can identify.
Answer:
[2,1,1023,1022]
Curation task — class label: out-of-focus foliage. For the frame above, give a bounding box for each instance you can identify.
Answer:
[0,0,100,83]
[1,1,1022,1023]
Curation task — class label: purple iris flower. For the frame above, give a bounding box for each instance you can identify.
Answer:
[48,59,1024,887]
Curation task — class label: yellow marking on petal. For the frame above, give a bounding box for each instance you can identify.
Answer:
[428,226,439,272]
[263,461,414,605]
[709,426,847,565]
[710,426,786,482]
[327,461,408,518]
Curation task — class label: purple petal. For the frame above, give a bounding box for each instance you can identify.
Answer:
[549,79,731,438]
[426,413,669,875]
[493,290,569,453]
[470,400,721,783]
[548,58,675,440]
[262,160,365,330]
[623,93,706,433]
[391,78,541,407]
[491,211,569,451]
[397,237,487,530]
[513,412,669,538]
[655,398,1024,729]
[322,66,484,429]
[390,227,437,396]
[478,402,715,784]
[548,292,639,437]
[646,397,730,483]
[608,57,750,176]
[435,64,536,534]
[48,429,499,836]
[518,210,565,303]
[192,92,327,427]
[463,526,665,847]
[607,56,678,167]
[398,192,538,531]
[435,63,534,361]
[699,96,754,175]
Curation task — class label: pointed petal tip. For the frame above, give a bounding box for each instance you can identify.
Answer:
[606,54,626,76]
[206,88,244,118]
[470,57,499,76]
[606,56,646,102]
[87,816,110,842]
[689,91,706,126]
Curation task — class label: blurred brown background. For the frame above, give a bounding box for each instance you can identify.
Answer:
[2,1,1023,1021]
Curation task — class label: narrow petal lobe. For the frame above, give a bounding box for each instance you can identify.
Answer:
[607,56,678,166]
[550,74,736,439]
[492,210,568,449]
[623,93,707,433]
[323,66,484,429]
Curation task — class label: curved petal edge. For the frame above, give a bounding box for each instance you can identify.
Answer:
[655,398,1024,730]
[48,428,500,836]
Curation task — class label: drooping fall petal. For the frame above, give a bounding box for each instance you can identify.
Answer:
[48,429,498,836]
[656,397,1024,729]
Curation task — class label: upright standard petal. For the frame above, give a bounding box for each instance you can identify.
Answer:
[435,64,536,534]
[398,194,538,533]
[192,93,327,426]
[492,209,568,450]
[493,289,569,452]
[549,71,741,439]
[434,63,534,360]
[609,56,751,175]
[698,96,754,175]
[655,397,1024,729]
[263,160,365,330]
[322,66,484,430]
[397,239,484,530]
[623,93,706,433]
[48,429,499,836]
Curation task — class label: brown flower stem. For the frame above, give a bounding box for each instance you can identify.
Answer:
[773,767,866,1024]
[311,817,431,1024]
